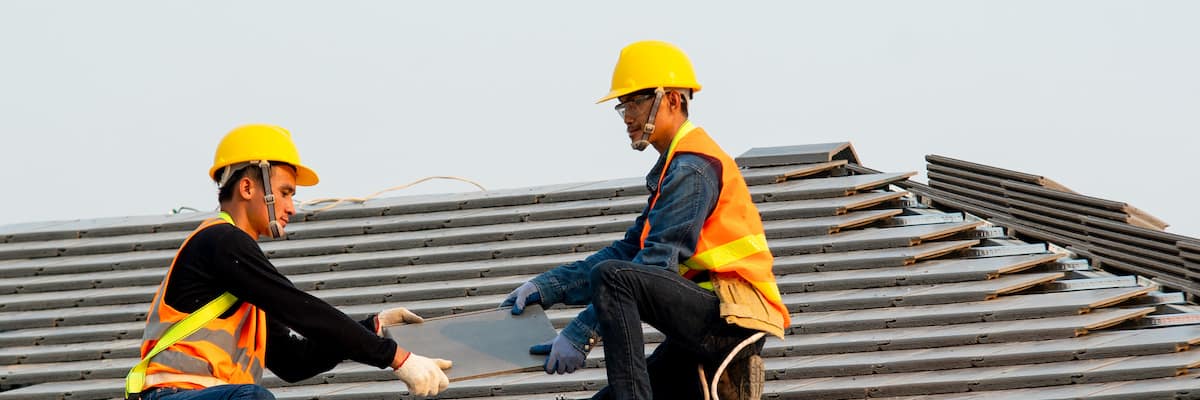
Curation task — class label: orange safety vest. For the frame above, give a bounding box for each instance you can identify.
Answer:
[136,214,267,391]
[640,121,791,328]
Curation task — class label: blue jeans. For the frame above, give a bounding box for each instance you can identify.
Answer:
[139,385,275,400]
[589,260,763,400]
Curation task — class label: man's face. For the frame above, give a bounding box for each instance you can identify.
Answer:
[616,92,657,144]
[247,165,297,238]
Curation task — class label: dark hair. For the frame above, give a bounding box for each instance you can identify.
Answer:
[216,165,262,203]
[679,92,689,117]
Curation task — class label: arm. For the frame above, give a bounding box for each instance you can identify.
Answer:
[203,227,404,371]
[531,215,644,307]
[631,153,722,270]
[556,154,722,349]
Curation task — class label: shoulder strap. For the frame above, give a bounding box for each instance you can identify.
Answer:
[124,292,238,399]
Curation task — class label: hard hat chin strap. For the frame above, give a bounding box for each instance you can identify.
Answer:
[255,160,284,240]
[631,88,666,152]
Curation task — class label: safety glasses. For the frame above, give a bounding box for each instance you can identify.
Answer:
[614,94,656,118]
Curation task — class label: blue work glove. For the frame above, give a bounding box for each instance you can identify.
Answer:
[499,281,541,315]
[529,332,589,374]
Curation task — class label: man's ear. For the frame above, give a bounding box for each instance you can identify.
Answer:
[238,177,256,201]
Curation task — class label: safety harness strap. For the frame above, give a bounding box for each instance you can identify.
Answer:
[124,292,238,399]
[255,160,282,238]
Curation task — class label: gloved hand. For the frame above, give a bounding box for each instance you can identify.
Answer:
[499,281,541,315]
[375,307,424,335]
[393,353,452,397]
[529,332,589,374]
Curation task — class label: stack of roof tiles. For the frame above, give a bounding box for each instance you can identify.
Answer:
[905,155,1200,300]
[2,142,1200,399]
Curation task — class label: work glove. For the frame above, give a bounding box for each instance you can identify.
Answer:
[374,307,424,335]
[393,354,452,397]
[529,332,589,374]
[499,281,541,315]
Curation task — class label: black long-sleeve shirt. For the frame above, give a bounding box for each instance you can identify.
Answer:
[162,222,400,382]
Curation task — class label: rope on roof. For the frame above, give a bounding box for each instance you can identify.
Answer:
[299,176,487,213]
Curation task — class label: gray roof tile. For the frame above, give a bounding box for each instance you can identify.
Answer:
[2,142,1199,399]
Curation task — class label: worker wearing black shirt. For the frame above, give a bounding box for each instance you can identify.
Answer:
[126,124,452,400]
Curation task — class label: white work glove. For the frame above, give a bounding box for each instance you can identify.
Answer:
[394,354,452,397]
[375,307,424,335]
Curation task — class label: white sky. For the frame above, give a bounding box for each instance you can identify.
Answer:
[1,1,1197,237]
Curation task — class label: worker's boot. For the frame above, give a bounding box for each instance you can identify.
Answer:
[717,354,764,400]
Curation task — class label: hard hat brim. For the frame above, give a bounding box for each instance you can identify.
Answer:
[293,163,319,186]
[596,88,631,104]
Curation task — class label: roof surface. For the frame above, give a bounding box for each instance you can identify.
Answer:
[2,142,1200,399]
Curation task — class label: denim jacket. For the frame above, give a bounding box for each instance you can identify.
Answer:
[530,150,722,349]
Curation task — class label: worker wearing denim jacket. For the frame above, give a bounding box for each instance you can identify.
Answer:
[503,41,787,400]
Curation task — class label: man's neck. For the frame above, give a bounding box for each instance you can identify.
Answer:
[218,204,260,240]
[651,119,685,154]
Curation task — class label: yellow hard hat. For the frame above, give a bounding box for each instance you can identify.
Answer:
[597,40,702,104]
[209,124,319,186]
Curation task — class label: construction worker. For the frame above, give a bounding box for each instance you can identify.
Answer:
[125,124,452,400]
[502,41,789,399]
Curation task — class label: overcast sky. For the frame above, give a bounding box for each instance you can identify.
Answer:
[1,1,1197,237]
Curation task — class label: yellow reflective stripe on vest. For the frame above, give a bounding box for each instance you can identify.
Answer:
[125,292,238,398]
[217,211,235,225]
[683,234,770,272]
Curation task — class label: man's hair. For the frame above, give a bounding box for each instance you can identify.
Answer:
[216,164,263,203]
[675,88,690,117]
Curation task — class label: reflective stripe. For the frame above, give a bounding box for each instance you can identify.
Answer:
[143,322,240,352]
[127,291,238,397]
[152,350,215,376]
[145,372,231,389]
[247,357,264,381]
[683,234,770,272]
[130,216,267,397]
[217,211,235,225]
